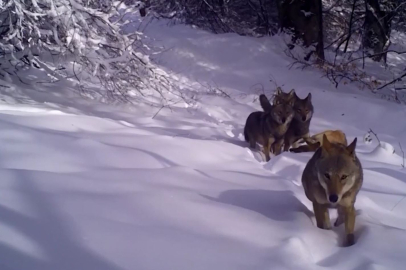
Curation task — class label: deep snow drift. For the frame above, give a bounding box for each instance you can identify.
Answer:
[1,14,406,270]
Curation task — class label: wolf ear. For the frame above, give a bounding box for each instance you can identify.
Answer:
[321,134,332,155]
[346,137,357,157]
[305,93,312,102]
[287,89,296,101]
[276,87,282,95]
[259,94,272,112]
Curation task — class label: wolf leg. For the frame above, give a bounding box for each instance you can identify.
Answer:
[290,145,310,153]
[263,137,275,162]
[344,205,356,246]
[283,137,292,152]
[291,133,309,148]
[249,138,256,149]
[313,202,331,230]
[291,140,300,149]
[291,141,321,153]
[272,138,284,155]
[334,205,345,227]
[263,140,270,162]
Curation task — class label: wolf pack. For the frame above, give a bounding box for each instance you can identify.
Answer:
[244,88,363,247]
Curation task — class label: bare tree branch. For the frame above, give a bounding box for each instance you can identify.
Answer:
[378,72,406,90]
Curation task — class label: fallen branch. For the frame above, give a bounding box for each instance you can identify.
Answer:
[152,105,165,119]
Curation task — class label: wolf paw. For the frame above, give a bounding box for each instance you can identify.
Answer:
[290,148,300,153]
[317,222,332,230]
[345,233,355,247]
[334,218,344,227]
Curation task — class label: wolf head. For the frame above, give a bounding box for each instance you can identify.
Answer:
[269,96,295,125]
[272,88,295,106]
[293,93,313,122]
[315,135,359,205]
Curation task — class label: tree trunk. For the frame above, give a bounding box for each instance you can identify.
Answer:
[363,0,392,62]
[315,0,325,61]
[343,0,357,53]
[278,0,324,60]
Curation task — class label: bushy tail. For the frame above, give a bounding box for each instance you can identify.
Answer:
[259,94,272,112]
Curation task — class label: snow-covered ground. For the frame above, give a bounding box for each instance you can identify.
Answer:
[2,14,406,270]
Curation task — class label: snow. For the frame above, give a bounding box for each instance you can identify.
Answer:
[1,14,406,270]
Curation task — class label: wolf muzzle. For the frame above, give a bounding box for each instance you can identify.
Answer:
[329,194,338,203]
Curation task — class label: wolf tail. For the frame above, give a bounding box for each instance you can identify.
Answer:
[259,94,272,112]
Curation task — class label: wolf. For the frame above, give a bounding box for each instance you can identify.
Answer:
[290,130,347,153]
[244,94,294,161]
[301,135,363,246]
[283,92,314,151]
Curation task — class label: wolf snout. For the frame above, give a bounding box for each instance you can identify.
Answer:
[301,116,306,121]
[329,194,338,203]
[281,117,286,123]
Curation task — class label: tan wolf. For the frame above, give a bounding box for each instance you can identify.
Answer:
[290,130,347,153]
[302,135,363,246]
[283,92,314,151]
[244,94,294,161]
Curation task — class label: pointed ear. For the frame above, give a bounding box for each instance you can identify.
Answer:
[276,87,282,95]
[287,89,295,99]
[306,93,312,102]
[346,137,357,157]
[321,134,332,155]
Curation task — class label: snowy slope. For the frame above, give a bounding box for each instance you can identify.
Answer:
[1,15,406,270]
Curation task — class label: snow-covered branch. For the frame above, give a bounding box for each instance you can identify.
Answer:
[0,0,187,105]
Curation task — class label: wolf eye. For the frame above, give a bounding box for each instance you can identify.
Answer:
[296,109,301,112]
[324,173,330,180]
[341,175,348,180]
